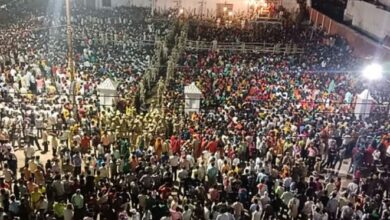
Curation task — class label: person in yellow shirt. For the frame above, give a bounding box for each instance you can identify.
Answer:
[31,187,43,210]
[227,169,236,177]
[38,184,46,195]
[26,91,33,101]
[48,84,56,95]
[62,108,69,120]
[75,81,81,94]
[283,138,293,153]
[162,139,169,155]
[283,122,291,134]
[126,106,135,117]
[221,160,230,174]
[274,138,284,156]
[53,200,66,218]
[191,112,198,121]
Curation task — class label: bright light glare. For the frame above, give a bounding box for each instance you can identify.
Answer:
[362,63,383,81]
[179,8,184,14]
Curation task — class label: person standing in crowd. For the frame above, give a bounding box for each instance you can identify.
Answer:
[0,2,388,220]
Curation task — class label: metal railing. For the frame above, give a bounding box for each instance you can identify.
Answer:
[185,40,304,54]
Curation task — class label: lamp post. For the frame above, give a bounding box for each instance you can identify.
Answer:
[65,0,77,120]
[361,63,383,119]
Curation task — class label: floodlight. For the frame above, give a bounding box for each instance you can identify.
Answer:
[362,63,383,81]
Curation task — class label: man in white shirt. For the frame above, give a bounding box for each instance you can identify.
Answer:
[24,145,35,165]
[281,190,294,206]
[37,195,48,213]
[99,163,109,178]
[347,180,359,195]
[216,210,235,220]
[288,197,300,219]
[302,198,315,218]
[52,176,65,199]
[197,161,206,181]
[252,206,262,220]
[3,163,14,184]
[180,155,191,171]
[183,205,193,220]
[204,206,210,220]
[177,167,189,194]
[170,153,179,180]
[27,125,41,151]
[48,111,57,134]
[325,179,336,196]
[231,201,244,220]
[341,203,354,220]
[35,115,44,138]
[326,192,339,219]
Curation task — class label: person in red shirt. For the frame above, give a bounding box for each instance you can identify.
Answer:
[0,177,10,190]
[207,139,218,154]
[208,185,220,203]
[158,183,171,200]
[80,134,91,154]
[170,136,181,155]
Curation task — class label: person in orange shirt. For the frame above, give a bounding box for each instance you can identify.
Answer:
[101,131,111,153]
[294,88,301,100]
[381,134,389,149]
[280,165,290,178]
[130,155,138,171]
[27,178,38,193]
[155,137,163,160]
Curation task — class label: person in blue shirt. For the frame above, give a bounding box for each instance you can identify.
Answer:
[8,194,20,218]
[72,152,82,176]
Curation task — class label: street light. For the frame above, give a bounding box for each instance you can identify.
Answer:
[362,63,383,81]
[360,63,383,119]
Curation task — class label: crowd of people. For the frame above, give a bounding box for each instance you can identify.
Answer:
[187,19,297,43]
[163,21,390,220]
[0,1,389,220]
[187,5,305,44]
[0,2,173,219]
